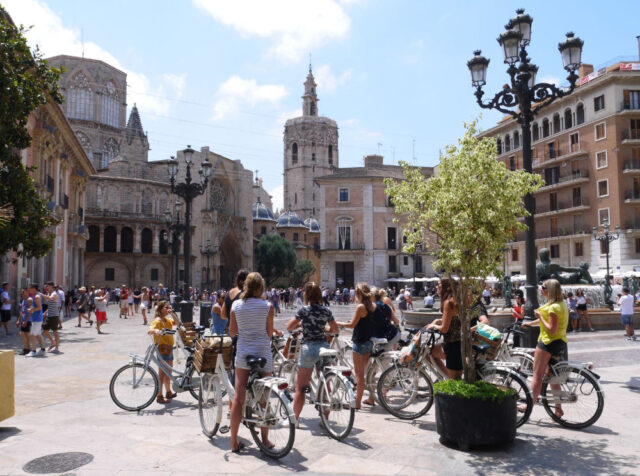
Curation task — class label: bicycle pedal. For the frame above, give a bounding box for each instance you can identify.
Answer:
[219,425,229,434]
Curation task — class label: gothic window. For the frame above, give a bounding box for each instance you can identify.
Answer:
[576,103,585,124]
[542,119,550,138]
[141,228,153,253]
[121,227,134,253]
[291,143,298,164]
[209,181,227,211]
[141,189,153,215]
[159,230,168,254]
[294,192,297,204]
[504,134,511,152]
[87,226,99,252]
[158,192,168,216]
[104,226,117,252]
[102,137,119,168]
[312,153,316,161]
[68,72,93,120]
[328,145,333,164]
[101,81,119,127]
[532,123,540,141]
[564,108,573,129]
[310,102,316,115]
[120,187,133,213]
[553,113,561,134]
[75,131,91,154]
[513,131,520,149]
[496,138,502,154]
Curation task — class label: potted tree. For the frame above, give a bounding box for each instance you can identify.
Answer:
[385,120,542,448]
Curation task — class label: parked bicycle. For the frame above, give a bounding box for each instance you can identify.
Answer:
[109,329,201,411]
[198,336,296,459]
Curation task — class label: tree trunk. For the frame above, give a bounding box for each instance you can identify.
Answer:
[452,278,475,383]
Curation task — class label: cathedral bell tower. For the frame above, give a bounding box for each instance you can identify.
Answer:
[283,66,339,219]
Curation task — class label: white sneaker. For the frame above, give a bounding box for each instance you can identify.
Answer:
[37,348,45,356]
[26,351,37,357]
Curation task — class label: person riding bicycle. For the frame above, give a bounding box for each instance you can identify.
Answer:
[229,272,275,453]
[372,288,400,350]
[286,281,339,421]
[147,300,181,404]
[425,278,462,379]
[520,279,568,418]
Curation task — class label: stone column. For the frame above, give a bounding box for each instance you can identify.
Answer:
[153,226,160,254]
[134,225,141,253]
[116,226,121,253]
[98,225,104,252]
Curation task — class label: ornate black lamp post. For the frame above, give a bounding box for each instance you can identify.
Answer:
[592,221,620,309]
[168,146,212,299]
[164,200,185,293]
[200,239,219,291]
[468,9,583,345]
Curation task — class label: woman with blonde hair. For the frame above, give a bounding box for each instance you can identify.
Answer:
[147,300,180,403]
[229,271,275,453]
[337,282,376,409]
[521,279,569,417]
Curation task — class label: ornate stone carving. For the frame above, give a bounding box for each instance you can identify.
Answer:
[209,180,227,211]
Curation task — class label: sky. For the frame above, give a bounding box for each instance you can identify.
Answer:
[4,0,640,210]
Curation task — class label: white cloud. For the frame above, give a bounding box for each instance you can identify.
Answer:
[539,76,561,86]
[313,65,353,94]
[3,0,184,116]
[269,185,284,212]
[213,76,288,120]
[192,0,351,62]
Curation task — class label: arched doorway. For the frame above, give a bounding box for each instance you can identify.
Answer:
[219,233,242,290]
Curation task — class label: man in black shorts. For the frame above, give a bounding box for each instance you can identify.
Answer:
[42,282,61,352]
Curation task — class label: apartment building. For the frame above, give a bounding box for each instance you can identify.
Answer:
[481,58,640,275]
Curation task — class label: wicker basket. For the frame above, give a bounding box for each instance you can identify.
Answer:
[472,332,501,361]
[282,334,302,360]
[194,336,234,373]
[178,324,197,347]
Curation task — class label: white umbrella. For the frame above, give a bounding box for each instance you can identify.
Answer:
[511,274,527,282]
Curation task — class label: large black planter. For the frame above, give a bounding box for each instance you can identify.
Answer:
[435,392,516,449]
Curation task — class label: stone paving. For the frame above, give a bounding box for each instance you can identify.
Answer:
[0,304,639,475]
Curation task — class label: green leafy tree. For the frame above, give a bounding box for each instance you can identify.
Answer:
[0,7,62,258]
[291,259,316,287]
[255,234,297,286]
[385,119,542,382]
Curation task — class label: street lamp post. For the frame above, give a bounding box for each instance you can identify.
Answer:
[168,146,213,299]
[164,200,185,293]
[200,239,218,291]
[592,221,620,309]
[468,9,583,346]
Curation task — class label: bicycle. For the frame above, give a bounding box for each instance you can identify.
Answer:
[198,337,296,459]
[377,329,533,427]
[109,329,200,411]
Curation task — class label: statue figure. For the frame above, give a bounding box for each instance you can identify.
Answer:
[503,275,513,308]
[536,248,594,284]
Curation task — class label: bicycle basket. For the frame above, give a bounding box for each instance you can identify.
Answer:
[282,334,302,360]
[194,336,234,373]
[398,332,421,365]
[178,322,197,347]
[472,332,501,361]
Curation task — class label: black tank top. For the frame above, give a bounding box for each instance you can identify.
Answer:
[352,308,374,343]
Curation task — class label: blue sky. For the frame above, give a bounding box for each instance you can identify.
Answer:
[5,0,640,209]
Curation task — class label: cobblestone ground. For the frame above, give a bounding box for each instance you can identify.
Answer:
[1,304,639,475]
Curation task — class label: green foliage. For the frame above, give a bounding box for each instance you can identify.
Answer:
[385,119,542,382]
[255,234,297,286]
[291,259,316,287]
[0,7,63,257]
[433,379,516,403]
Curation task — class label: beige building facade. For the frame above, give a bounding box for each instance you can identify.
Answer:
[481,59,640,276]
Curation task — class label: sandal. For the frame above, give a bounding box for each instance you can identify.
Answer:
[231,442,247,453]
[165,392,177,399]
[156,395,168,404]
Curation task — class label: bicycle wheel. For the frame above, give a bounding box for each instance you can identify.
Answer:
[245,386,295,459]
[376,365,433,420]
[198,373,221,438]
[365,355,393,405]
[185,364,201,401]
[509,350,534,379]
[481,368,532,428]
[541,367,604,429]
[277,360,297,389]
[317,372,355,440]
[109,363,159,411]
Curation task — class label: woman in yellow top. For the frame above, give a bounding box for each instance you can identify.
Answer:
[521,279,568,417]
[147,301,180,404]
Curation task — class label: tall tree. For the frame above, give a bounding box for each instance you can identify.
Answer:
[291,259,316,287]
[385,120,542,382]
[255,234,297,286]
[0,7,62,257]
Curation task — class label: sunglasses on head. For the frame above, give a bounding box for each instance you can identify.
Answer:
[541,285,547,290]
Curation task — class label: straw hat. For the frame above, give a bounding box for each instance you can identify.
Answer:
[79,286,87,292]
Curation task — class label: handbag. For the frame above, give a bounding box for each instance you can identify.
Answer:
[158,343,173,355]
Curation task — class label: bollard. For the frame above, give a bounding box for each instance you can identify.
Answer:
[200,301,212,327]
[180,300,194,323]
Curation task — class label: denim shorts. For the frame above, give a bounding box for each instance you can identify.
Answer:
[352,340,373,356]
[621,314,633,326]
[298,341,330,369]
[159,351,174,362]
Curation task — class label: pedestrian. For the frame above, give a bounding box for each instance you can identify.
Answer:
[566,292,579,332]
[119,285,129,318]
[426,279,462,379]
[423,292,434,309]
[127,287,134,316]
[482,286,492,306]
[148,300,181,403]
[1,282,12,336]
[87,286,96,322]
[397,289,408,326]
[95,287,109,334]
[76,287,92,327]
[211,291,227,334]
[512,294,525,347]
[17,288,31,355]
[26,283,46,357]
[55,284,65,328]
[617,288,636,341]
[271,288,280,314]
[575,290,595,332]
[42,282,61,353]
[140,287,151,325]
[133,287,142,314]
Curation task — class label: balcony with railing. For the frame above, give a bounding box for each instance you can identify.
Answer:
[622,129,640,144]
[85,207,166,222]
[323,242,366,251]
[624,189,640,203]
[532,146,588,169]
[535,197,590,216]
[537,170,589,192]
[513,226,591,242]
[624,219,640,230]
[623,158,640,174]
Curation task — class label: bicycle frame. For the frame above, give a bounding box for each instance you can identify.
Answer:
[128,337,195,391]
[306,357,355,408]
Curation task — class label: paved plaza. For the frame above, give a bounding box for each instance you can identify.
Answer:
[1,304,640,475]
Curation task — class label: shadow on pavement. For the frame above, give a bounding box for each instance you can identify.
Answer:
[625,377,640,393]
[0,427,21,442]
[213,437,310,471]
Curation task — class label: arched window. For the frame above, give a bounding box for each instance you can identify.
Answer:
[532,123,539,142]
[75,130,91,153]
[120,186,132,213]
[328,145,333,164]
[542,119,550,138]
[513,131,520,149]
[564,108,573,129]
[121,227,134,253]
[504,134,511,152]
[141,189,153,215]
[553,113,561,134]
[576,103,585,125]
[291,143,298,164]
[101,81,119,127]
[294,192,297,204]
[159,230,168,254]
[496,138,503,155]
[102,137,119,168]
[104,226,117,252]
[87,226,100,252]
[158,192,168,217]
[141,228,153,253]
[68,72,93,120]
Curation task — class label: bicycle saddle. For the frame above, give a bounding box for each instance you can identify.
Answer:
[405,327,420,335]
[472,344,489,354]
[246,355,267,369]
[318,348,338,358]
[370,337,388,345]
